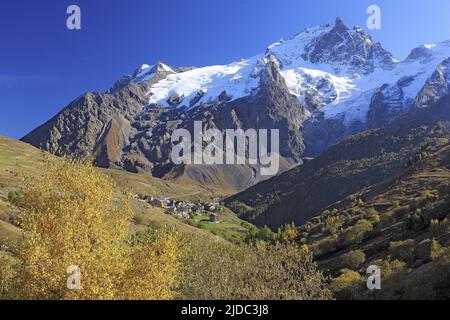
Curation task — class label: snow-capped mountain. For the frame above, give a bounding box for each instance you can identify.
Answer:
[113,18,450,126]
[22,18,450,191]
[267,17,397,75]
[415,55,450,108]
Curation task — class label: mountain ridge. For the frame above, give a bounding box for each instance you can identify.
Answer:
[21,18,450,192]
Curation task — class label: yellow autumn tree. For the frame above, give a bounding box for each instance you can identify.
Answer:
[120,229,182,300]
[278,222,298,242]
[8,158,182,300]
[0,250,18,299]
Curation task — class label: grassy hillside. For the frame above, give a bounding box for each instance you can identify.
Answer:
[300,141,450,299]
[0,137,45,245]
[0,136,249,247]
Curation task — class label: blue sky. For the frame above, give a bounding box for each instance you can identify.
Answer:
[1,0,450,139]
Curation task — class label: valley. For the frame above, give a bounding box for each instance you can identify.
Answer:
[0,136,250,248]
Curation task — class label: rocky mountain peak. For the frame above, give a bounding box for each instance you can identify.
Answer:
[406,45,435,62]
[132,61,175,81]
[266,18,397,76]
[132,64,152,77]
[333,16,349,32]
[304,17,397,74]
[414,57,450,108]
[110,61,175,92]
[406,41,450,63]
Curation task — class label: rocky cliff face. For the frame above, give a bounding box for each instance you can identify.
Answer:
[300,18,397,75]
[414,57,450,108]
[22,85,147,159]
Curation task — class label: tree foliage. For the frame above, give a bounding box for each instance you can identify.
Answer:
[340,219,373,246]
[0,250,19,299]
[180,236,331,300]
[389,239,415,264]
[330,268,364,299]
[277,222,298,242]
[2,159,182,300]
[341,250,366,270]
[244,226,277,243]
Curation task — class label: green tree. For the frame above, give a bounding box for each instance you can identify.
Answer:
[245,226,277,243]
[389,239,415,264]
[277,222,298,242]
[7,191,22,206]
[330,269,364,299]
[341,219,373,246]
[341,250,366,270]
[430,238,444,260]
[365,208,380,227]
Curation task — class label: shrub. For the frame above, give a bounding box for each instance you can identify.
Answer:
[368,251,450,300]
[365,208,381,227]
[406,210,425,230]
[244,226,277,243]
[389,239,415,263]
[7,191,22,206]
[277,223,298,242]
[375,258,406,279]
[429,218,448,238]
[429,218,440,238]
[322,216,339,235]
[407,150,431,166]
[133,213,147,225]
[418,191,436,207]
[310,235,340,258]
[121,228,183,300]
[362,258,407,299]
[341,250,366,270]
[340,219,373,246]
[430,238,444,260]
[392,200,400,208]
[0,251,19,299]
[330,269,364,299]
[352,198,365,207]
[180,237,331,300]
[401,248,450,299]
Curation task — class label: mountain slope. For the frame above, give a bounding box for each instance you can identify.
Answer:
[303,135,450,300]
[226,95,450,229]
